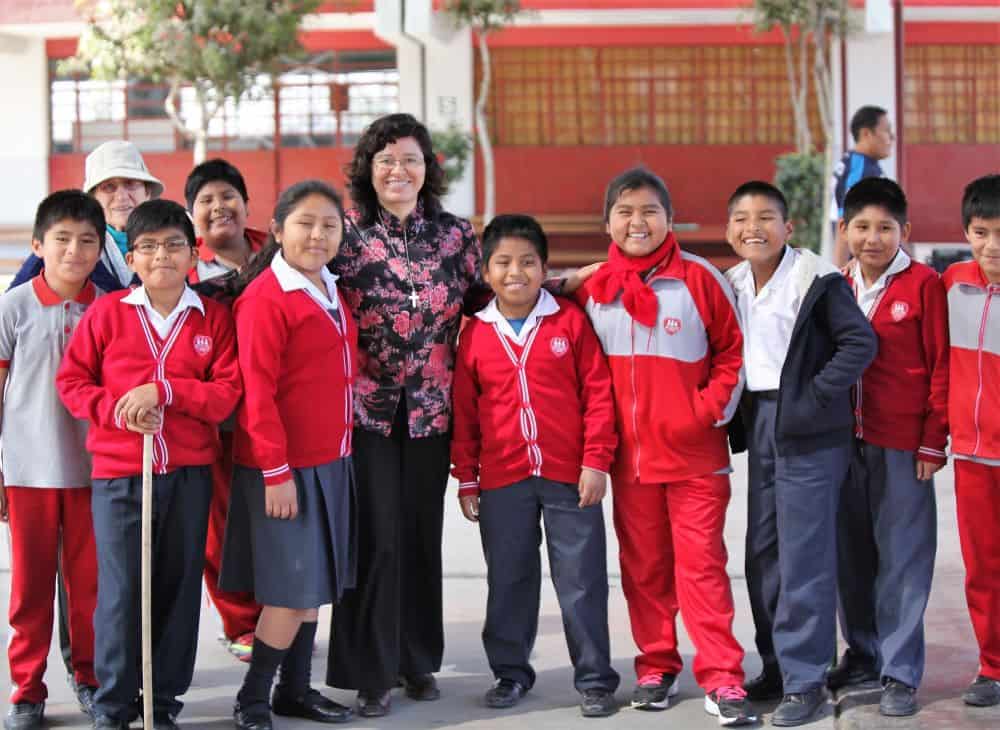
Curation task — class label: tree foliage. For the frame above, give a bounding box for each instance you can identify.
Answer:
[66,0,321,161]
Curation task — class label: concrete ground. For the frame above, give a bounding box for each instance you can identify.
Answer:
[3,455,999,730]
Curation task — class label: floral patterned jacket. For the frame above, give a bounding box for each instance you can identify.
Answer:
[332,203,484,438]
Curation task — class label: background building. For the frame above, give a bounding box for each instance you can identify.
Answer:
[0,0,997,264]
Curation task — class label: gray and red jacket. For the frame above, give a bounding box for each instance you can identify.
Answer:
[943,260,1000,460]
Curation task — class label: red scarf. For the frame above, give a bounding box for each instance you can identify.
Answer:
[589,234,676,328]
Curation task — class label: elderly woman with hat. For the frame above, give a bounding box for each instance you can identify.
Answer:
[9,140,164,292]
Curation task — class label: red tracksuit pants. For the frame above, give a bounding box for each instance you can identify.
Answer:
[612,472,745,691]
[203,431,260,640]
[955,460,1000,680]
[6,486,98,703]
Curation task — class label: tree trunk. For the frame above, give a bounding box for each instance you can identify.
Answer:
[475,30,495,224]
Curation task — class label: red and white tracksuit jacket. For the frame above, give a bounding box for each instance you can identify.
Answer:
[944,260,1000,679]
[847,255,949,464]
[57,290,242,478]
[576,242,744,483]
[451,290,617,495]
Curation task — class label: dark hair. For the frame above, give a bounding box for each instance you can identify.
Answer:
[233,179,345,297]
[125,199,196,250]
[33,189,106,249]
[603,167,673,222]
[962,174,1000,230]
[850,105,888,142]
[184,158,249,211]
[727,180,789,221]
[842,177,908,227]
[345,113,447,226]
[481,214,549,265]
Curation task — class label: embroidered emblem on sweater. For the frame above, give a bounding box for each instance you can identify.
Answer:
[890,301,909,322]
[193,335,213,356]
[663,317,682,335]
[550,337,569,357]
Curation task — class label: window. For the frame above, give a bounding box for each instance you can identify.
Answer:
[480,45,824,146]
[904,45,1000,144]
[50,50,399,154]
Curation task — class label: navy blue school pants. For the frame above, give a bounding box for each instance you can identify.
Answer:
[836,440,936,688]
[90,466,212,720]
[745,396,849,694]
[478,477,620,694]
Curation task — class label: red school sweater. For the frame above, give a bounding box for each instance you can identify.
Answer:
[943,260,1000,460]
[847,260,949,464]
[575,241,744,484]
[232,268,358,485]
[451,292,617,495]
[56,289,242,478]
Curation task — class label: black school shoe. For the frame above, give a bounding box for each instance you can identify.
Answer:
[771,687,826,727]
[401,673,441,701]
[357,689,392,718]
[233,701,272,730]
[744,664,783,702]
[484,679,528,709]
[963,675,1000,707]
[4,703,44,730]
[580,689,618,717]
[273,688,354,723]
[153,712,179,730]
[825,650,879,691]
[879,680,918,717]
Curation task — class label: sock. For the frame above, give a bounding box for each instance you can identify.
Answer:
[237,637,288,709]
[276,622,318,698]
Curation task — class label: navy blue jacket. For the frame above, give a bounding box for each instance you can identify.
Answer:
[728,249,878,456]
[8,253,127,293]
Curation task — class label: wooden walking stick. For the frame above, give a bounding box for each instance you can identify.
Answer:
[141,432,154,730]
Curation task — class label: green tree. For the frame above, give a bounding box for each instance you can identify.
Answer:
[442,0,522,224]
[753,0,851,254]
[66,0,321,162]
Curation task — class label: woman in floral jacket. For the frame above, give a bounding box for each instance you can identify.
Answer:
[326,113,482,715]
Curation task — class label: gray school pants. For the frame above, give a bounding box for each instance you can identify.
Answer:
[478,477,620,693]
[90,467,211,720]
[745,396,849,694]
[836,440,936,688]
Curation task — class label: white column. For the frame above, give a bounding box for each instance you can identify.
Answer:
[0,34,49,228]
[844,16,897,180]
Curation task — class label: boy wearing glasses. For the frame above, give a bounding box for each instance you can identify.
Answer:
[57,199,242,730]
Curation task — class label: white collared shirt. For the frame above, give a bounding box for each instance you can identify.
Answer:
[851,249,911,317]
[270,251,340,311]
[474,288,560,345]
[732,246,801,392]
[121,284,205,339]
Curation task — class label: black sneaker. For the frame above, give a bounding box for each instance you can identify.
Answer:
[772,687,826,727]
[704,686,759,726]
[484,678,527,709]
[879,680,918,717]
[153,712,179,730]
[743,664,783,702]
[4,703,44,730]
[963,675,1000,707]
[631,672,678,711]
[826,650,879,691]
[580,689,617,717]
[76,685,98,718]
[92,715,128,730]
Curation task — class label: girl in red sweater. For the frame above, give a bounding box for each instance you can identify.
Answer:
[219,181,357,730]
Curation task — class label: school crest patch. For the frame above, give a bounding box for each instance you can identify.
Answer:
[550,336,569,357]
[193,335,213,356]
[890,301,909,322]
[663,317,682,335]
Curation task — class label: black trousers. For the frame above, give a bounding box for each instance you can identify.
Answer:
[479,478,619,693]
[91,467,211,720]
[327,403,451,691]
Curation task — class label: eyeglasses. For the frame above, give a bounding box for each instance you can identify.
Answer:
[373,155,425,172]
[131,238,191,255]
[96,179,147,195]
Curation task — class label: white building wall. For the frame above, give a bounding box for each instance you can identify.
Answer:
[845,23,898,180]
[0,34,49,228]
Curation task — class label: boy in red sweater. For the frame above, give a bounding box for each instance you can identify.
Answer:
[945,174,1000,708]
[1,191,105,730]
[57,199,242,730]
[576,168,755,726]
[452,214,620,717]
[832,178,948,717]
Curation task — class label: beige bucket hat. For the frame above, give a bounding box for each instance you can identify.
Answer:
[83,140,164,198]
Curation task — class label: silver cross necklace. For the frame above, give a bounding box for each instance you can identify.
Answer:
[378,212,420,308]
